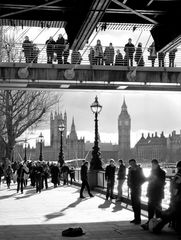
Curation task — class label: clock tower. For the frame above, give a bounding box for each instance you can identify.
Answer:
[118,98,131,161]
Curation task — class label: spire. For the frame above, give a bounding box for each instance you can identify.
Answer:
[121,97,127,111]
[69,117,77,140]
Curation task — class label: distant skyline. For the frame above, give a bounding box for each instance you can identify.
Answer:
[25,90,181,149]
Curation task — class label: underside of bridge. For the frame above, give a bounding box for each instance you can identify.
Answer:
[0,0,181,52]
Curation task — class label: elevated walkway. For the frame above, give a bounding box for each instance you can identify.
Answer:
[1,62,181,91]
[0,181,177,240]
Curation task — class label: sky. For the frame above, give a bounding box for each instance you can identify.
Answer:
[6,26,181,148]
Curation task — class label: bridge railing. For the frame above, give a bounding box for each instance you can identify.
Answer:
[74,169,171,209]
[1,43,181,68]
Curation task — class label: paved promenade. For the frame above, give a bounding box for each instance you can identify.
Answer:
[0,181,179,240]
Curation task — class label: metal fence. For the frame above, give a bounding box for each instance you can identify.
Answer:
[1,43,181,68]
[74,169,171,209]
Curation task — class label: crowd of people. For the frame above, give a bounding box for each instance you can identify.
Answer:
[21,35,178,67]
[0,160,76,194]
[1,157,181,235]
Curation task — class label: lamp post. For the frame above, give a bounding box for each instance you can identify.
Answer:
[58,122,65,167]
[90,96,103,170]
[38,132,44,161]
[24,138,28,162]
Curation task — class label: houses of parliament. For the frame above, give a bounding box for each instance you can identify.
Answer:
[12,99,181,164]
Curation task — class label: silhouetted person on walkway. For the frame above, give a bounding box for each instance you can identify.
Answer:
[45,36,55,64]
[94,39,103,65]
[69,166,76,184]
[124,38,135,66]
[34,161,43,193]
[128,159,145,224]
[17,163,29,194]
[148,42,157,67]
[116,159,126,202]
[115,49,123,66]
[22,36,32,63]
[63,41,70,64]
[5,165,13,189]
[51,163,60,188]
[88,47,96,65]
[71,50,82,64]
[158,51,165,67]
[141,159,166,230]
[103,42,115,65]
[105,159,116,200]
[55,34,65,64]
[61,163,70,185]
[134,42,144,66]
[169,48,177,67]
[80,161,94,198]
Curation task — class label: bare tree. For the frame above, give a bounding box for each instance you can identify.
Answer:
[0,90,60,161]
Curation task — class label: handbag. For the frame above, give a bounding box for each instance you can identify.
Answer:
[62,227,85,237]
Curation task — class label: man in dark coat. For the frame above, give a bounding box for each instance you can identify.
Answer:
[45,36,55,64]
[128,159,146,224]
[22,36,32,63]
[105,159,116,200]
[80,161,94,198]
[150,160,181,234]
[141,159,166,230]
[34,161,43,193]
[116,159,126,202]
[124,38,135,66]
[55,34,65,64]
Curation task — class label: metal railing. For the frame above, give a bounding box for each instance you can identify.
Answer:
[1,43,181,68]
[74,169,171,209]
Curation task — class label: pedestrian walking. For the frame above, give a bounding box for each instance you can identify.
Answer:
[69,166,76,184]
[141,159,166,230]
[34,161,43,193]
[116,159,126,202]
[16,163,29,194]
[51,163,60,188]
[61,163,70,185]
[127,159,146,224]
[105,159,116,200]
[124,38,135,66]
[80,161,94,198]
[5,165,13,189]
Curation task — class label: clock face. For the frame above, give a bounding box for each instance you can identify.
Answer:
[125,120,129,126]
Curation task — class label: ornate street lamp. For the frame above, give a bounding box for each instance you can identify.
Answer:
[90,96,103,170]
[24,138,28,162]
[58,122,65,167]
[38,132,44,161]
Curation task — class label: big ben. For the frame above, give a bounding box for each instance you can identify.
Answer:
[118,98,131,161]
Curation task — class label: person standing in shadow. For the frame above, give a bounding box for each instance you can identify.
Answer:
[105,159,116,200]
[80,161,94,198]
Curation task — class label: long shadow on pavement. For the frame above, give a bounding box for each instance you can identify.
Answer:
[44,197,88,222]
